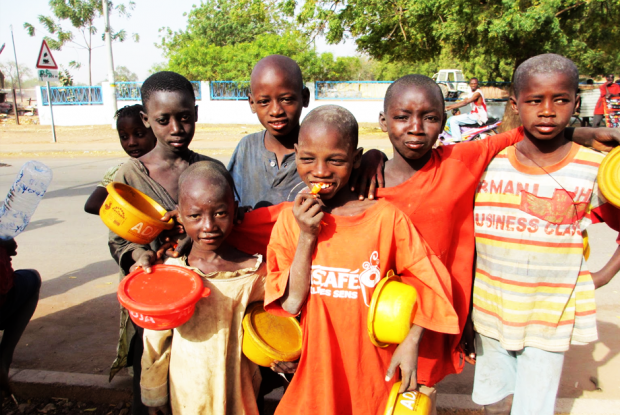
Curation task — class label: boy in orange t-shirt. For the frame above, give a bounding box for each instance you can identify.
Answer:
[264,105,459,415]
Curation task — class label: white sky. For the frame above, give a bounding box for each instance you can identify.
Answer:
[0,0,357,85]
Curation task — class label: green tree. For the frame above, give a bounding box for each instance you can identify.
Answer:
[159,0,294,55]
[24,0,139,86]
[166,30,361,81]
[114,65,138,82]
[299,0,620,79]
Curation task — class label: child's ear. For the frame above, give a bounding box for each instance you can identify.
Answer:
[194,105,199,120]
[378,111,388,132]
[248,93,257,114]
[353,147,364,169]
[510,96,519,115]
[140,111,150,129]
[302,86,310,108]
[294,143,298,155]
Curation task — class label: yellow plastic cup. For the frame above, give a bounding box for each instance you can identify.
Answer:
[597,146,620,208]
[384,381,432,415]
[242,302,302,367]
[100,182,174,244]
[367,270,418,348]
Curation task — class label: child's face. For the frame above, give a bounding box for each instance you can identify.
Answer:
[249,70,309,139]
[178,178,236,251]
[511,72,577,141]
[117,116,156,158]
[379,87,445,161]
[141,90,197,152]
[295,125,362,200]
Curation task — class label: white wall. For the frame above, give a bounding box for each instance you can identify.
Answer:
[37,81,507,126]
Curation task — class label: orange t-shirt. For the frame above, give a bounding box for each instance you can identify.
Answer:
[374,130,523,385]
[264,200,458,415]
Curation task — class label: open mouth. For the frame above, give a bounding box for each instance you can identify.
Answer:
[310,182,333,194]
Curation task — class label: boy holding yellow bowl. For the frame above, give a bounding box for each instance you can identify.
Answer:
[264,105,459,415]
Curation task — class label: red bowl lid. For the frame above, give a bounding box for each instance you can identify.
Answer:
[118,264,209,315]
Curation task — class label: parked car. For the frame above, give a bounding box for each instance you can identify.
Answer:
[432,69,469,98]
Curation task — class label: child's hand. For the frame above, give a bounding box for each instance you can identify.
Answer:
[130,249,159,274]
[235,205,253,224]
[0,238,17,257]
[460,315,476,365]
[386,325,424,393]
[293,194,324,237]
[351,149,386,200]
[147,404,171,415]
[271,360,298,374]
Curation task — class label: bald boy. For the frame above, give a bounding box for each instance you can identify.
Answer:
[228,55,311,209]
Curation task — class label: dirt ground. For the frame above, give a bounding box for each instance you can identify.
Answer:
[0,116,389,158]
[1,396,487,415]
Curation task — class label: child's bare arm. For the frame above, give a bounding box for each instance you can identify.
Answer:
[386,324,425,393]
[84,187,109,215]
[592,245,620,289]
[280,194,323,315]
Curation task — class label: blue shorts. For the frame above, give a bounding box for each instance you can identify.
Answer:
[0,269,41,330]
[472,333,565,415]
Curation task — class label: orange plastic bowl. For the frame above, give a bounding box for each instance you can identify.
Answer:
[100,182,174,245]
[117,264,210,330]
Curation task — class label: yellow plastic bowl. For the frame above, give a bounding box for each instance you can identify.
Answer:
[242,302,302,367]
[598,146,620,208]
[583,230,590,260]
[100,182,174,244]
[384,381,432,415]
[368,271,418,348]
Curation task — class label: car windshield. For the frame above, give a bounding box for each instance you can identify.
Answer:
[456,72,465,81]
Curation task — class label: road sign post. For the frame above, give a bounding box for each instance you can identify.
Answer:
[36,40,59,143]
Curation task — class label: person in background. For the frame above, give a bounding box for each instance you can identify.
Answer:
[592,74,620,128]
[84,104,157,215]
[0,238,41,396]
[445,78,488,141]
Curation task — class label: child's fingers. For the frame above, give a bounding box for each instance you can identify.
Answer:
[376,163,385,188]
[367,177,377,200]
[385,358,398,384]
[399,365,417,393]
[350,168,361,192]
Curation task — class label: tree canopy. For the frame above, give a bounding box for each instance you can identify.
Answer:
[298,0,620,79]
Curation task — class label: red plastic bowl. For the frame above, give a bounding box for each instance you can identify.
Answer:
[117,264,211,330]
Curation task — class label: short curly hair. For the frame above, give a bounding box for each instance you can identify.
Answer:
[513,54,579,97]
[384,74,444,113]
[300,105,358,149]
[141,71,195,107]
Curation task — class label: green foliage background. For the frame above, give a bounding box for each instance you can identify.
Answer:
[158,0,620,81]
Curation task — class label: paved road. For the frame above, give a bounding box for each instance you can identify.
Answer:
[1,157,620,412]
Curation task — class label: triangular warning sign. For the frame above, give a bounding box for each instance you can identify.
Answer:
[36,40,58,69]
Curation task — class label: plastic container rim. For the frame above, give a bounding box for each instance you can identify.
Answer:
[117,264,209,315]
[105,182,175,230]
[367,270,400,348]
[242,302,302,362]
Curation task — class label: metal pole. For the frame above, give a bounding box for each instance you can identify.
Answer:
[102,0,117,127]
[11,88,20,125]
[46,81,57,143]
[9,25,23,103]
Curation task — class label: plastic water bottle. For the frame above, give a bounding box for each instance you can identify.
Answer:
[0,161,53,240]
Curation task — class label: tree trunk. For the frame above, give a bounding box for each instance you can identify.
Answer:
[498,58,528,133]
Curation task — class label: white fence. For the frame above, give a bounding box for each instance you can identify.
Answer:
[36,82,508,126]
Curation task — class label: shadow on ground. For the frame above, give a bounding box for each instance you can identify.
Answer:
[9,293,120,374]
[39,259,118,300]
[44,182,99,199]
